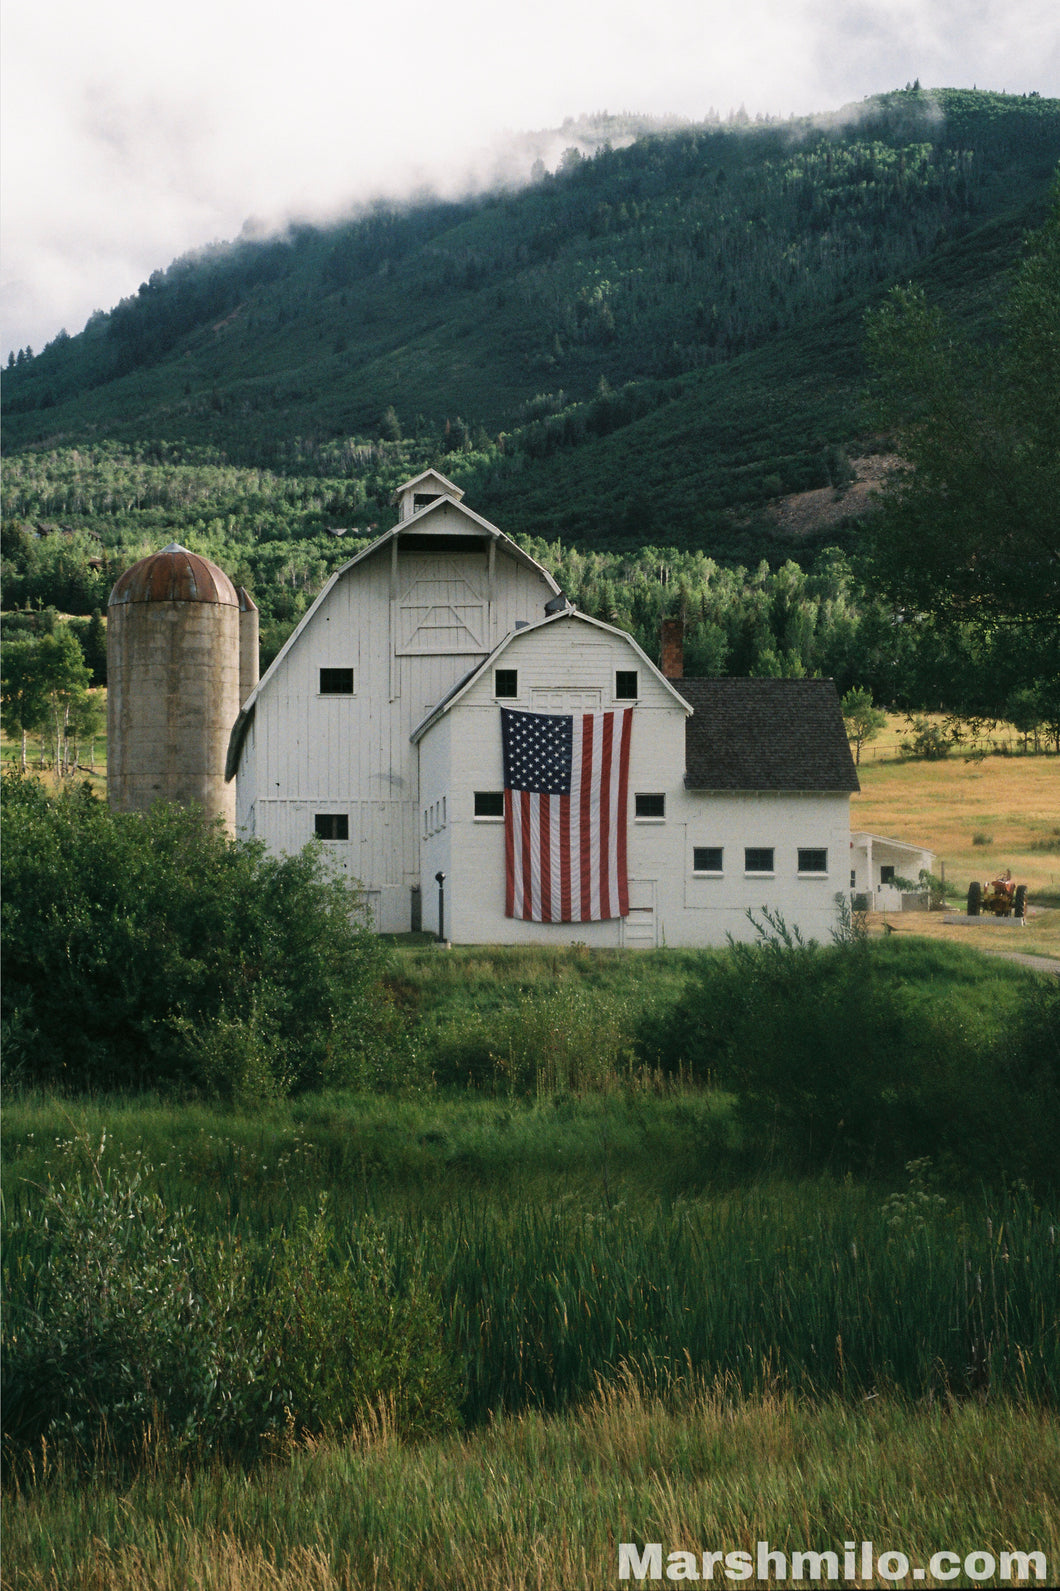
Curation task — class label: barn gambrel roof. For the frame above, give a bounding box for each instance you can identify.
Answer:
[225,493,559,780]
[409,608,692,743]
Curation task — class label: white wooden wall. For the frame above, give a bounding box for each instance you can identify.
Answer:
[235,534,554,932]
[418,617,852,948]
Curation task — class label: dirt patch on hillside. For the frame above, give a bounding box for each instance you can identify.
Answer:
[768,455,901,538]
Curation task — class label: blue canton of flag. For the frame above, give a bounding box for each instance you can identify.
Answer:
[501,709,573,795]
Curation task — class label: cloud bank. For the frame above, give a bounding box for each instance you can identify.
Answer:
[3,0,1058,353]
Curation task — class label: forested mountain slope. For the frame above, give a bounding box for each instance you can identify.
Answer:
[3,89,1058,721]
[5,88,1058,547]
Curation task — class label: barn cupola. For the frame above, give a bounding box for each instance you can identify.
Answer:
[394,469,465,522]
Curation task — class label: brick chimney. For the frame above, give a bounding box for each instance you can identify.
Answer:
[661,618,684,679]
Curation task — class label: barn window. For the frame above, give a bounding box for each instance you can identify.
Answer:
[635,793,666,819]
[474,791,505,819]
[693,846,724,874]
[615,670,639,700]
[494,668,518,699]
[314,814,349,840]
[798,848,828,875]
[319,667,354,695]
[744,847,774,874]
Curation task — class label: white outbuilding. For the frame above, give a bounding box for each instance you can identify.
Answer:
[227,472,860,944]
[850,832,939,911]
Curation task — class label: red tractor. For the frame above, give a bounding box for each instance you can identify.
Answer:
[967,873,1027,919]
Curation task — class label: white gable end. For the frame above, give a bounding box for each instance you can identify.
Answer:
[232,474,856,944]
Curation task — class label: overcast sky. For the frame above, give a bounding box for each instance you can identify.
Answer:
[3,0,1058,356]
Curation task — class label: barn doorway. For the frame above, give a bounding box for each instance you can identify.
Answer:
[622,878,657,947]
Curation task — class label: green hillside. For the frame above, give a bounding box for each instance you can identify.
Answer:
[2,88,1058,717]
[5,88,1058,527]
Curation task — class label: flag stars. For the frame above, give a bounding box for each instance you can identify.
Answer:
[502,709,573,795]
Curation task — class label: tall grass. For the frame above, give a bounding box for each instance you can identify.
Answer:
[389,944,702,1092]
[437,1181,1059,1420]
[5,1385,1059,1590]
[5,1112,1057,1450]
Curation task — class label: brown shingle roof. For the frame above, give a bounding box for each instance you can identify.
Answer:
[681,678,860,792]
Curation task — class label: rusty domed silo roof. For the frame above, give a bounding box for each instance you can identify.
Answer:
[108,543,239,607]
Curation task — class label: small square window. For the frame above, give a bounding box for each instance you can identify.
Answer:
[315,814,349,840]
[319,667,354,695]
[615,670,639,700]
[494,668,518,699]
[693,846,724,873]
[798,848,828,875]
[474,791,505,818]
[635,792,666,819]
[745,847,774,873]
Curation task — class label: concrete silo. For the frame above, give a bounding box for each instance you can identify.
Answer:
[107,543,246,830]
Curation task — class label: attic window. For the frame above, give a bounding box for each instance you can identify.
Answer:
[319,667,354,695]
[635,793,666,820]
[315,814,349,841]
[615,670,639,700]
[495,668,518,699]
[413,493,437,512]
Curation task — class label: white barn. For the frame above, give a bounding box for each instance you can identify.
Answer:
[227,472,860,945]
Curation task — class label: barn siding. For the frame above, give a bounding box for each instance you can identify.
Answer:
[236,526,555,933]
[419,617,851,947]
[234,483,856,947]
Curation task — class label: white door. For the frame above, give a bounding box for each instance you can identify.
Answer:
[622,877,657,947]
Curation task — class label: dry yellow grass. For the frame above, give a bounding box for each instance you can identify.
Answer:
[851,716,1060,958]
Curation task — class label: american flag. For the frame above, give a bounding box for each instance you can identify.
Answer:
[501,707,632,922]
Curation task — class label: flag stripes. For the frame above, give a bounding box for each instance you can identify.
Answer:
[502,707,632,922]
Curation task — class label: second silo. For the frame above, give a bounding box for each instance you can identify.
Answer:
[107,543,241,830]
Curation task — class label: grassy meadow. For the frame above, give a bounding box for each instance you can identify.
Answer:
[852,718,1060,908]
[4,935,1060,1588]
[3,721,1059,1589]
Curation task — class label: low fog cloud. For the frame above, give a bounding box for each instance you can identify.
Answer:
[2,0,1057,353]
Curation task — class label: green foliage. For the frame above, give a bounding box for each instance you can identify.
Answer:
[0,624,95,773]
[842,684,888,763]
[653,922,1060,1185]
[1,1142,458,1466]
[0,774,407,1097]
[258,1199,460,1442]
[900,714,952,759]
[865,186,1060,671]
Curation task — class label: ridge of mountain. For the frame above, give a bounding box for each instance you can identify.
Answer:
[3,87,1058,556]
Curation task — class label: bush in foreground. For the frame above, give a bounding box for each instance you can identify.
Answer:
[1,773,408,1098]
[1,1145,459,1466]
[653,915,1060,1186]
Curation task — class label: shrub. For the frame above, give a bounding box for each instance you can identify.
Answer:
[258,1200,461,1443]
[900,716,951,759]
[0,773,409,1098]
[1,1144,460,1466]
[650,917,1060,1186]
